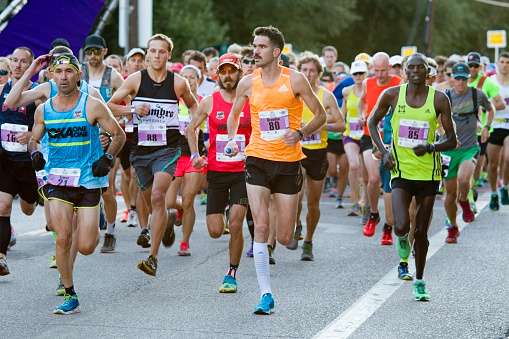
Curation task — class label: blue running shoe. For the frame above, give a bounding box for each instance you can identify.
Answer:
[445,218,451,229]
[501,187,509,205]
[54,294,80,314]
[254,293,275,315]
[219,275,237,293]
[397,262,413,280]
[490,194,500,211]
[397,236,411,260]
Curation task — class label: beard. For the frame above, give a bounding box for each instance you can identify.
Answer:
[217,74,241,92]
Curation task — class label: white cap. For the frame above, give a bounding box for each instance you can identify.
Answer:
[481,56,490,65]
[350,60,368,74]
[449,54,461,63]
[389,55,403,66]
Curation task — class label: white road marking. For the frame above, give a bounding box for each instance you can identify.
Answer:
[313,193,490,339]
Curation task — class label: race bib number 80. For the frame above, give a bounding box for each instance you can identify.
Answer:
[259,109,289,140]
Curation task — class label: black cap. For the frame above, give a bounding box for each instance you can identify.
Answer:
[84,34,106,50]
[280,53,290,68]
[452,62,470,79]
[51,38,70,49]
[466,52,481,66]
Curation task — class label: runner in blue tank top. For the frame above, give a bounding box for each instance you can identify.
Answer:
[29,54,125,315]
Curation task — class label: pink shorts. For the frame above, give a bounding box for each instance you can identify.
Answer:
[174,155,206,177]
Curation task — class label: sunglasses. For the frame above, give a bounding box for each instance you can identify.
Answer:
[469,64,480,69]
[218,67,238,75]
[242,58,255,65]
[446,72,452,77]
[0,70,9,76]
[85,49,103,56]
[437,69,445,73]
[352,72,365,76]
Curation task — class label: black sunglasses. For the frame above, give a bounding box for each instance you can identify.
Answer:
[242,58,255,65]
[437,69,445,73]
[446,72,452,77]
[0,70,9,76]
[85,49,103,56]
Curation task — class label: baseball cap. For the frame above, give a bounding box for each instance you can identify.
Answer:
[466,52,481,66]
[280,53,290,68]
[486,62,497,76]
[355,52,371,64]
[52,53,80,72]
[350,60,368,74]
[169,62,183,73]
[218,53,241,68]
[84,34,106,50]
[389,55,403,66]
[452,62,470,79]
[126,48,145,60]
[449,54,461,63]
[51,38,70,49]
[481,56,490,65]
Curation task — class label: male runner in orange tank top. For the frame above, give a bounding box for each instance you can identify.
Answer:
[225,26,326,315]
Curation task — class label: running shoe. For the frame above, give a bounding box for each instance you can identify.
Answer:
[362,213,380,237]
[177,240,191,256]
[100,233,116,253]
[397,236,411,260]
[137,255,157,276]
[472,186,478,202]
[397,262,413,280]
[446,226,460,243]
[268,245,276,265]
[254,293,275,315]
[49,254,57,269]
[162,210,177,248]
[120,209,128,223]
[490,194,500,211]
[54,294,80,314]
[286,225,302,250]
[0,258,9,276]
[381,229,393,245]
[335,196,343,208]
[501,187,509,205]
[56,276,65,296]
[246,241,254,257]
[361,206,370,225]
[219,275,237,293]
[175,209,183,226]
[301,242,314,261]
[127,209,138,227]
[137,228,151,248]
[477,177,484,187]
[329,187,338,198]
[348,202,360,216]
[200,193,207,205]
[471,202,478,214]
[9,225,16,248]
[458,200,475,223]
[413,281,430,301]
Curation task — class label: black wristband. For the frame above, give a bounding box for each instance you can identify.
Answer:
[296,129,304,140]
[427,143,435,153]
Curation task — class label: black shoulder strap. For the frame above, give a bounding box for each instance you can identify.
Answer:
[101,66,113,88]
[471,87,478,114]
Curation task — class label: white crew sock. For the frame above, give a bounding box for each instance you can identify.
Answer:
[253,241,271,296]
[106,222,115,236]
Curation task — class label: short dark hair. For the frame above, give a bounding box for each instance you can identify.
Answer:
[499,52,509,60]
[240,45,254,58]
[253,26,285,55]
[188,51,207,67]
[202,47,218,59]
[434,55,448,67]
[444,59,456,69]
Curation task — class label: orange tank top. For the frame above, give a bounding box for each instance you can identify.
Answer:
[364,75,401,135]
[246,67,304,162]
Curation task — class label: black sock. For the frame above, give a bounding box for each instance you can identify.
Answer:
[130,205,136,211]
[246,206,254,239]
[370,212,379,220]
[0,216,11,255]
[64,285,75,296]
[304,240,312,245]
[383,223,393,232]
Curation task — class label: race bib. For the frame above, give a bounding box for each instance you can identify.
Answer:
[349,117,364,138]
[125,120,133,133]
[179,116,191,135]
[397,119,429,148]
[259,109,289,140]
[35,170,47,188]
[1,123,28,152]
[441,154,451,167]
[47,168,81,187]
[137,123,167,146]
[216,134,245,162]
[301,132,321,145]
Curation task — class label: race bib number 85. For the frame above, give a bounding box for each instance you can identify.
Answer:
[397,119,429,148]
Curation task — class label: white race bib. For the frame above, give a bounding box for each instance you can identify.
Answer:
[47,168,81,187]
[1,123,28,152]
[137,123,167,146]
[259,109,290,140]
[216,134,245,162]
[397,119,429,148]
[348,117,364,139]
[125,120,134,133]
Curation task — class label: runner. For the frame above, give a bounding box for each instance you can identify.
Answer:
[224,26,326,314]
[368,53,456,301]
[187,53,251,292]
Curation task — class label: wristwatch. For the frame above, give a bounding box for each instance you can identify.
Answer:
[105,153,114,161]
[296,129,304,140]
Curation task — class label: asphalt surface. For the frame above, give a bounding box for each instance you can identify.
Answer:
[2,184,509,339]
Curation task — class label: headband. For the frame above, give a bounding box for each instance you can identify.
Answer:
[180,64,201,79]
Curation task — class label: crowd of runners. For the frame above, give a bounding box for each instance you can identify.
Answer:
[1,25,508,314]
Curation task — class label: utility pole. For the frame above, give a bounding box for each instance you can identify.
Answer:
[129,0,138,50]
[423,0,435,56]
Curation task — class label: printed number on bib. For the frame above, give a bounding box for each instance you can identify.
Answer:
[216,134,245,162]
[302,132,321,145]
[259,109,289,140]
[36,170,47,188]
[348,117,364,139]
[1,123,28,152]
[47,168,81,187]
[397,119,429,148]
[138,123,167,146]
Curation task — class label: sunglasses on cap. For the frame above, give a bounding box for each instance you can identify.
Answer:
[217,66,238,75]
[0,70,9,76]
[85,49,103,56]
[242,58,255,65]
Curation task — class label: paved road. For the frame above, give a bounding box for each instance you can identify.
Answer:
[2,186,509,339]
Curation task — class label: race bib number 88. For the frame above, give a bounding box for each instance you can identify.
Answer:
[138,123,167,146]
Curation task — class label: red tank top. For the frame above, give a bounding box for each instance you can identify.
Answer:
[208,91,251,172]
[364,75,401,135]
